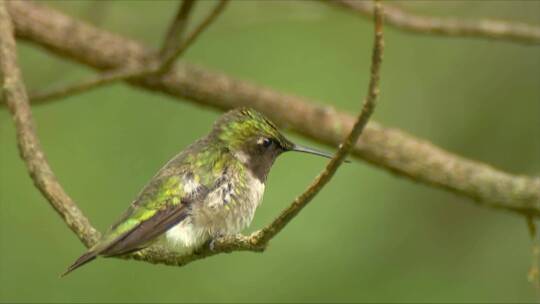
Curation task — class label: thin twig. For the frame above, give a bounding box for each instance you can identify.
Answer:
[9,0,540,217]
[160,0,196,58]
[0,0,100,247]
[30,64,159,103]
[25,0,229,104]
[254,0,383,244]
[328,0,540,45]
[158,0,229,74]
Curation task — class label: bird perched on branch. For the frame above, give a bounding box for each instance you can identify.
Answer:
[63,107,334,276]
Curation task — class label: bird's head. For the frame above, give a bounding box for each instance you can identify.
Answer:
[210,107,334,181]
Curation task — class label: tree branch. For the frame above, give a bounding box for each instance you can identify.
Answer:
[328,0,540,45]
[30,64,158,103]
[0,0,100,248]
[27,0,229,104]
[159,0,196,59]
[158,0,229,74]
[254,1,383,245]
[2,0,384,269]
[7,0,540,218]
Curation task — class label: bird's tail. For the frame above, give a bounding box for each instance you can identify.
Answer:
[60,250,98,277]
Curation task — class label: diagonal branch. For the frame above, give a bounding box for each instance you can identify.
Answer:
[328,0,540,45]
[7,0,540,218]
[30,64,158,103]
[160,0,196,59]
[254,1,383,245]
[27,0,229,104]
[0,0,100,248]
[157,0,229,74]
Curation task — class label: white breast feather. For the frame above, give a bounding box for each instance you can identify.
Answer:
[163,167,266,253]
[206,182,230,209]
[165,220,206,253]
[249,172,265,208]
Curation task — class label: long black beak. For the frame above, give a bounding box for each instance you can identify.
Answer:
[290,144,350,163]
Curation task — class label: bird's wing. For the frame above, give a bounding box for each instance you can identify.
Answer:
[96,173,206,257]
[99,198,188,256]
[62,140,235,276]
[62,173,200,276]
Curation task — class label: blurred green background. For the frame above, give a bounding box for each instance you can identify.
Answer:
[1,0,539,302]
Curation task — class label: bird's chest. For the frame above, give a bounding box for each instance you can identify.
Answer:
[193,171,265,236]
[163,172,264,252]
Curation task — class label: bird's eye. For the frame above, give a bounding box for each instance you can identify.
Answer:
[259,137,273,148]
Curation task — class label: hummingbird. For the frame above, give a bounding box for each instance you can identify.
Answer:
[62,107,335,276]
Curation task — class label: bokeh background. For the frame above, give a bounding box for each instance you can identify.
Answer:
[1,0,539,302]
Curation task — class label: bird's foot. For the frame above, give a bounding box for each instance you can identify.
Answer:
[208,233,226,251]
[209,239,217,251]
